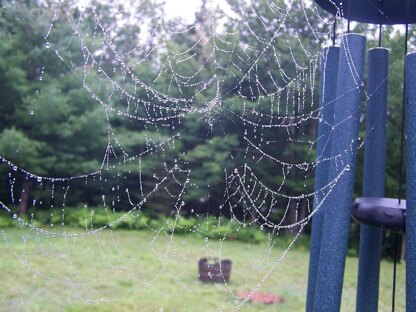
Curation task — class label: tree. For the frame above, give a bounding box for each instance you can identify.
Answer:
[0,2,107,214]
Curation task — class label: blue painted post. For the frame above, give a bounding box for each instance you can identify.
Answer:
[355,48,388,312]
[406,52,416,312]
[306,46,339,312]
[313,33,366,312]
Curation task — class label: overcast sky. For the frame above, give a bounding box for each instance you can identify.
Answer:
[165,0,203,22]
[77,0,235,24]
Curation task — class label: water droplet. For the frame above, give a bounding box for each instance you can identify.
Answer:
[12,214,17,219]
[45,43,51,49]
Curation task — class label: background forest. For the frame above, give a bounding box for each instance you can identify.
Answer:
[0,0,412,257]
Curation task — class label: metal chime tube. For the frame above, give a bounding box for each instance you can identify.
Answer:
[356,47,389,312]
[313,33,366,312]
[405,51,416,312]
[306,46,339,312]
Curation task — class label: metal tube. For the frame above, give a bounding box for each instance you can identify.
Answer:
[313,33,366,312]
[405,51,416,312]
[306,46,339,312]
[356,47,389,312]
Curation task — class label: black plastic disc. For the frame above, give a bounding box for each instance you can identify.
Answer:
[352,197,406,232]
[314,0,416,25]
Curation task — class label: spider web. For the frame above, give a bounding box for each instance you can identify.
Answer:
[0,0,358,310]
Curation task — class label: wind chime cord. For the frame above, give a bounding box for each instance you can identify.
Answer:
[379,24,382,47]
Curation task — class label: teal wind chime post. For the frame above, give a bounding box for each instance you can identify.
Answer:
[312,32,366,312]
[307,0,415,311]
[305,46,339,312]
[355,47,388,312]
[406,52,416,311]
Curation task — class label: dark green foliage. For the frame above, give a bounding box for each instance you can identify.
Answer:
[0,211,13,228]
[17,207,269,244]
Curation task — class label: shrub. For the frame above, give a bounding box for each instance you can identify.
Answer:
[16,208,269,245]
[205,225,230,240]
[32,210,52,225]
[0,214,13,228]
[148,217,165,231]
[234,226,267,244]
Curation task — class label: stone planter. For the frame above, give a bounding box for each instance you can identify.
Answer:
[198,257,232,283]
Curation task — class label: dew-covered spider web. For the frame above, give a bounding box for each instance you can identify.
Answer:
[0,0,367,310]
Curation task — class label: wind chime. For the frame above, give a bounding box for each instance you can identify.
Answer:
[306,1,416,311]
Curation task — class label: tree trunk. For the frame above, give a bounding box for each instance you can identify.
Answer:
[18,179,31,216]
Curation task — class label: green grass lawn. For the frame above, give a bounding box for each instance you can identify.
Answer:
[0,228,405,311]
